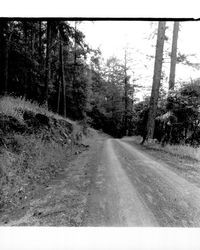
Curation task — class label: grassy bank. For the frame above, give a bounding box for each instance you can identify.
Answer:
[0,96,87,214]
[130,136,200,162]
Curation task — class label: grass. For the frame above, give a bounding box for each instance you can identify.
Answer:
[164,144,200,161]
[0,95,84,213]
[0,95,76,124]
[130,136,200,162]
[0,134,69,209]
[0,96,100,225]
[0,96,47,121]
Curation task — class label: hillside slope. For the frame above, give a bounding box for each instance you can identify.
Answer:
[0,96,92,223]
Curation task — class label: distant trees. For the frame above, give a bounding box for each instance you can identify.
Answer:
[87,54,136,137]
[91,56,125,136]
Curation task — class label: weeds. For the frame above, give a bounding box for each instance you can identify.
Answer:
[0,134,69,209]
[0,95,76,124]
[130,136,200,162]
[0,95,82,211]
[0,96,45,121]
[164,144,200,161]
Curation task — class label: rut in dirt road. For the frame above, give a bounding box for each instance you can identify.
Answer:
[85,139,157,226]
[85,138,200,227]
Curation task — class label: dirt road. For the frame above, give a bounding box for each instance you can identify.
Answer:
[2,136,200,226]
[84,138,200,227]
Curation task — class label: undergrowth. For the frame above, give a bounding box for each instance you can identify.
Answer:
[0,95,76,124]
[0,95,85,213]
[163,144,200,161]
[131,136,200,162]
[0,134,69,209]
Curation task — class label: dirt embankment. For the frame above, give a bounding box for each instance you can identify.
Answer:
[2,134,105,226]
[0,104,90,224]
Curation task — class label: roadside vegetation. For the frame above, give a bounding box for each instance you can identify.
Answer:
[162,144,200,161]
[130,136,200,162]
[0,96,88,216]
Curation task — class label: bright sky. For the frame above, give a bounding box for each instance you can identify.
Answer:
[80,21,200,100]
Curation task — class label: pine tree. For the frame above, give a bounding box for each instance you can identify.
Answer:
[59,31,66,117]
[124,49,128,136]
[169,21,179,90]
[146,21,166,140]
[44,21,52,108]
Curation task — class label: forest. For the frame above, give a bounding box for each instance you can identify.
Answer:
[0,19,200,145]
[1,18,200,228]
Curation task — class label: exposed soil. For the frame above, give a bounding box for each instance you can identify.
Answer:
[1,135,200,226]
[84,139,200,226]
[124,138,200,188]
[0,108,85,220]
[0,134,106,226]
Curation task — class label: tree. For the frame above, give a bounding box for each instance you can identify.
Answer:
[44,21,52,107]
[121,49,136,136]
[124,49,129,136]
[59,31,66,117]
[88,54,136,137]
[72,21,77,89]
[167,80,200,145]
[169,21,179,90]
[146,21,166,140]
[2,21,14,95]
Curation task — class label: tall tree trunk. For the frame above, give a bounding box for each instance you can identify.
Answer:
[4,22,14,95]
[74,21,77,67]
[124,49,128,136]
[169,21,179,90]
[4,36,9,95]
[23,21,28,97]
[31,24,35,57]
[57,76,61,114]
[72,21,77,107]
[59,34,66,117]
[147,21,166,139]
[30,23,36,96]
[44,21,51,108]
[38,21,42,64]
[38,21,43,99]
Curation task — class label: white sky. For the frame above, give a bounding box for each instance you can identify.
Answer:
[79,21,200,100]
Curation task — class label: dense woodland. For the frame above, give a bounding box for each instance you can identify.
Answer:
[0,20,200,144]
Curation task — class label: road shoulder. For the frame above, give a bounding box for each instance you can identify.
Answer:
[0,135,106,226]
